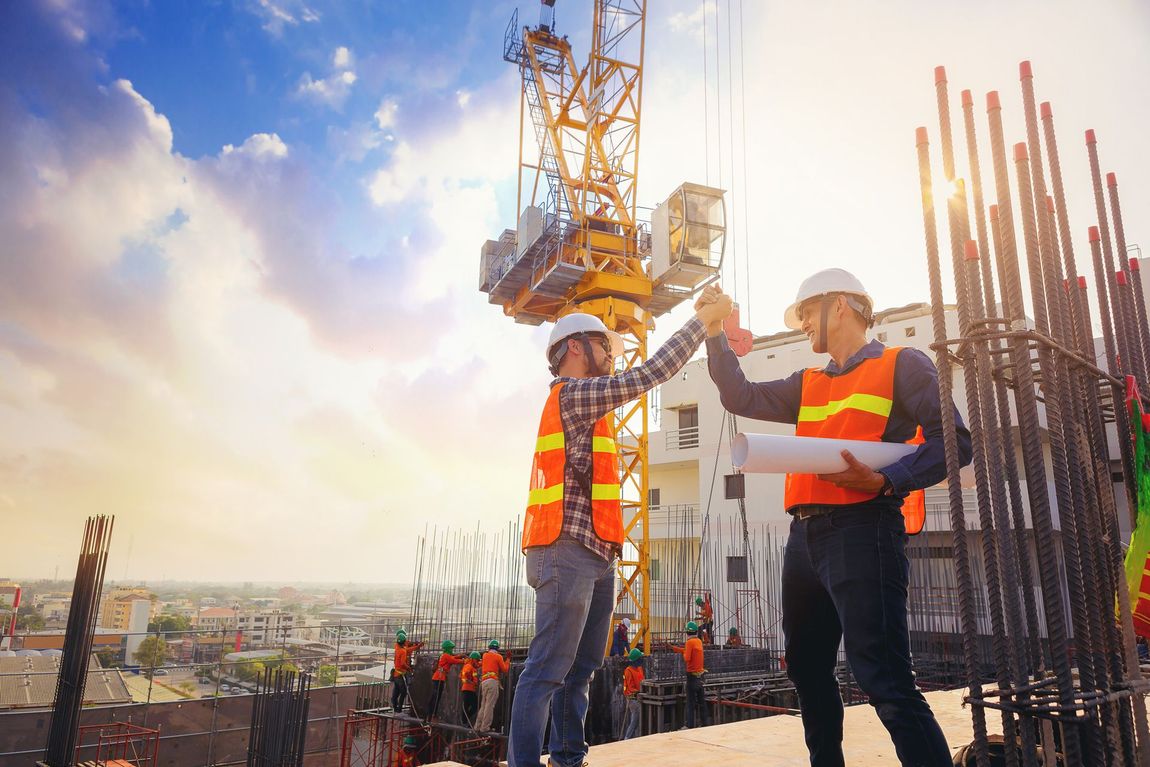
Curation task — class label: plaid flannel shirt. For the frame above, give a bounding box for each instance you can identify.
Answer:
[548,317,708,562]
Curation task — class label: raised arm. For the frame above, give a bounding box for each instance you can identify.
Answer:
[705,333,805,423]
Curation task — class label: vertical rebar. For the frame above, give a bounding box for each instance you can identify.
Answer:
[917,123,991,767]
[960,88,1041,763]
[1013,138,1087,765]
[1108,172,1150,388]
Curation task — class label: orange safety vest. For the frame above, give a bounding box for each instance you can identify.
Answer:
[460,661,479,692]
[522,383,623,549]
[623,665,645,697]
[393,642,419,676]
[481,651,510,681]
[432,652,464,682]
[784,346,926,534]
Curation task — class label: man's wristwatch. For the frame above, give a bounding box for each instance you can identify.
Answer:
[878,473,895,496]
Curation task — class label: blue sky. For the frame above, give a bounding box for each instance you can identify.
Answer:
[3,0,1149,582]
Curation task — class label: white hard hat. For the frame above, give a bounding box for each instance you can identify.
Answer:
[546,312,625,366]
[622,618,631,628]
[783,268,874,330]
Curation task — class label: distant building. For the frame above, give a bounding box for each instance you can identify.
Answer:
[159,599,197,619]
[0,653,131,710]
[0,581,18,609]
[99,588,157,631]
[195,607,297,647]
[35,595,71,626]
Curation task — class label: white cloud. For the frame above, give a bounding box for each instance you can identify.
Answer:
[250,0,320,36]
[374,98,399,129]
[668,1,716,39]
[456,89,471,108]
[221,132,288,160]
[295,45,357,109]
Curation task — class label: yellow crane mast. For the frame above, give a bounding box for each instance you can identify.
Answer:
[478,0,726,650]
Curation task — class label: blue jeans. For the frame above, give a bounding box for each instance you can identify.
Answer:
[622,696,640,739]
[783,506,950,767]
[509,538,615,767]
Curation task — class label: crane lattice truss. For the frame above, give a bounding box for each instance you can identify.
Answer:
[502,1,656,649]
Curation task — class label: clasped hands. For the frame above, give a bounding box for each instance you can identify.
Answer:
[693,284,733,336]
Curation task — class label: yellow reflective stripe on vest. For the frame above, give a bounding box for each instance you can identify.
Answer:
[797,392,893,423]
[591,483,621,501]
[536,432,565,453]
[528,483,564,507]
[592,436,617,454]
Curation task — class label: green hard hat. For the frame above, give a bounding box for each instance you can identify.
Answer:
[469,651,482,660]
[695,596,705,606]
[403,735,417,748]
[442,640,455,651]
[686,621,699,633]
[628,648,644,662]
[396,628,407,639]
[488,639,500,649]
[729,627,739,635]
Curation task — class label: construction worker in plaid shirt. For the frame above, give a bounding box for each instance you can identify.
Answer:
[508,294,733,767]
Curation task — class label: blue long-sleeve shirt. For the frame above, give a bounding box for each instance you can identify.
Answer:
[705,335,972,508]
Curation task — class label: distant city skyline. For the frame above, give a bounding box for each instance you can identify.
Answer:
[4,0,1149,581]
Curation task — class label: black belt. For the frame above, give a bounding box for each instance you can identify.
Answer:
[788,505,841,521]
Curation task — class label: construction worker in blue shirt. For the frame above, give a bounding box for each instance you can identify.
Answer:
[701,271,971,767]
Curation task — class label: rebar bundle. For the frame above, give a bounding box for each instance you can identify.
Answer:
[917,61,1150,767]
[43,514,114,767]
[247,667,311,767]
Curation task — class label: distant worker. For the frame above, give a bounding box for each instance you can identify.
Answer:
[460,651,481,727]
[725,626,744,648]
[391,629,423,715]
[398,735,420,767]
[610,617,631,656]
[671,621,710,728]
[702,271,972,766]
[475,639,510,733]
[694,595,714,644]
[621,647,645,740]
[509,298,732,767]
[429,640,465,721]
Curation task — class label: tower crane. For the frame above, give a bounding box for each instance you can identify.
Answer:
[478,0,727,650]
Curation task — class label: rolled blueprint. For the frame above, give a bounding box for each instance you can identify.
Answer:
[731,433,917,474]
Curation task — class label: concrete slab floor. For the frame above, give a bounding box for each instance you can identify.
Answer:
[426,688,981,766]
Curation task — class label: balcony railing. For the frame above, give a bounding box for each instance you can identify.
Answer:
[665,426,699,450]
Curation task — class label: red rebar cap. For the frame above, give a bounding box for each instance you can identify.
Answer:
[934,66,947,84]
[989,204,999,219]
[1078,276,1088,289]
[1107,172,1117,187]
[964,240,979,261]
[1046,196,1055,213]
[1014,142,1028,161]
[1020,60,1033,79]
[1117,271,1128,286]
[1089,226,1100,242]
[987,91,1001,111]
[1085,129,1097,145]
[1040,102,1052,119]
[961,89,973,107]
[1131,258,1141,272]
[916,126,929,146]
